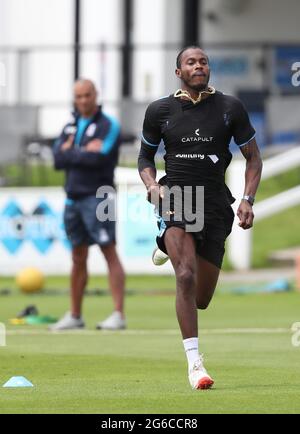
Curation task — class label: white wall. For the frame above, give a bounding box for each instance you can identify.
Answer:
[202,0,300,43]
[0,0,74,135]
[132,0,166,101]
[0,0,9,46]
[163,0,183,96]
[80,0,123,114]
[1,0,300,136]
[82,0,123,45]
[132,0,183,101]
[208,47,264,95]
[267,96,300,137]
[0,0,123,136]
[0,0,73,47]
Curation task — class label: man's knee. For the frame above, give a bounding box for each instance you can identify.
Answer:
[72,248,88,266]
[176,267,196,291]
[100,242,117,261]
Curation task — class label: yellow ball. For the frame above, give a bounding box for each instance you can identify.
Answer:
[16,268,45,294]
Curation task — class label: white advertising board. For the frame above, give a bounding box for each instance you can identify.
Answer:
[0,168,173,275]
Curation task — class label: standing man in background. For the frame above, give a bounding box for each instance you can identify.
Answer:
[51,79,126,331]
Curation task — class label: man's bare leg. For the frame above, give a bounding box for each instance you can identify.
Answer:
[195,256,220,310]
[71,245,89,318]
[164,227,198,338]
[164,228,214,389]
[100,243,125,317]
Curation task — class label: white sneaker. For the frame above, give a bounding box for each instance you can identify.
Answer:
[96,311,126,330]
[152,247,169,266]
[188,356,214,390]
[49,312,85,331]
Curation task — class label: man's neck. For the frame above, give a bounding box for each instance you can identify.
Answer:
[182,86,209,101]
[175,86,215,105]
[80,106,98,119]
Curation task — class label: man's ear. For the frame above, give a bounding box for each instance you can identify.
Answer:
[175,68,181,78]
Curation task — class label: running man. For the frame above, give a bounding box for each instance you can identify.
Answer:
[51,79,126,331]
[138,46,262,389]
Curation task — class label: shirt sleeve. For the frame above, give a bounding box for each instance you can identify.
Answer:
[138,142,157,173]
[53,127,68,152]
[53,121,116,170]
[141,101,162,147]
[54,148,113,170]
[230,98,256,147]
[95,115,121,155]
[138,101,163,173]
[52,126,70,170]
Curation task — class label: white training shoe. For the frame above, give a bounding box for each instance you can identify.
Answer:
[96,311,126,330]
[152,247,169,266]
[188,356,214,390]
[49,312,85,331]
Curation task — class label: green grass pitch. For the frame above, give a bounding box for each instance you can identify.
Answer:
[0,276,299,414]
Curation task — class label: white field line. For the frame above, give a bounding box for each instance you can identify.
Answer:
[5,327,290,336]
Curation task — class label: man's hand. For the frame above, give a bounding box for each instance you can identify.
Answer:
[84,139,103,153]
[237,200,254,230]
[61,135,74,151]
[147,183,165,204]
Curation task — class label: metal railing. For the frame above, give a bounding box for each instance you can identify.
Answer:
[228,146,300,270]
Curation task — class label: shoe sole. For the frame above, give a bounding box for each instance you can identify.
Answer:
[152,249,169,266]
[195,377,214,390]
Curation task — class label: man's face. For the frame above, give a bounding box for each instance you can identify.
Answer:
[74,82,97,117]
[176,48,210,92]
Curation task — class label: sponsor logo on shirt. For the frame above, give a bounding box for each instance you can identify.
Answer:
[64,126,77,135]
[86,123,97,137]
[181,129,214,143]
[175,154,219,164]
[176,154,205,159]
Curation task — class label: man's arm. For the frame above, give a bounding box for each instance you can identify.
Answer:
[53,131,75,170]
[138,101,165,202]
[138,143,164,202]
[54,116,120,170]
[237,138,263,230]
[55,147,114,169]
[82,114,120,155]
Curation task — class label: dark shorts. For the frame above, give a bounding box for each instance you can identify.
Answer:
[156,205,235,269]
[64,195,116,248]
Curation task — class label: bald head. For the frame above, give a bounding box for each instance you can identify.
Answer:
[74,79,98,118]
[74,79,97,94]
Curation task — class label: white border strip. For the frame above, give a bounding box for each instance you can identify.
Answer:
[5,328,290,336]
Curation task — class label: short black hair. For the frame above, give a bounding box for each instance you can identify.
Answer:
[176,45,208,69]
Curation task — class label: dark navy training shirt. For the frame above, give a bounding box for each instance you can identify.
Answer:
[53,106,121,199]
[139,91,255,209]
[74,117,92,147]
